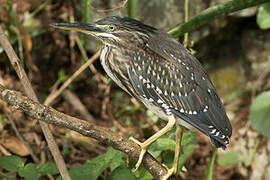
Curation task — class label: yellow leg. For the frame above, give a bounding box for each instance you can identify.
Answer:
[130,115,176,171]
[162,124,183,180]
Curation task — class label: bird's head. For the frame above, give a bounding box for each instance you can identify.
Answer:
[51,16,157,47]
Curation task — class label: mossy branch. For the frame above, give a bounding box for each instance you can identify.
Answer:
[168,0,270,37]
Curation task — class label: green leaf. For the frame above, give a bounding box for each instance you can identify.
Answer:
[162,151,174,168]
[0,155,24,172]
[58,69,69,83]
[68,161,94,180]
[37,161,59,175]
[250,91,270,137]
[68,147,124,180]
[217,152,243,166]
[148,131,197,174]
[71,155,108,180]
[135,167,153,180]
[178,132,197,172]
[257,2,270,29]
[107,166,136,180]
[148,138,175,158]
[7,178,17,180]
[107,148,125,172]
[18,163,38,180]
[159,131,197,174]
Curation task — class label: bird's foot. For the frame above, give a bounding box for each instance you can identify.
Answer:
[161,168,174,180]
[161,163,178,180]
[129,137,148,172]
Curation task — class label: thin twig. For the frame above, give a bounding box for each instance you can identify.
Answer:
[74,29,108,84]
[75,35,100,78]
[62,90,95,122]
[101,82,111,119]
[68,10,77,65]
[74,34,108,84]
[6,113,39,163]
[0,144,11,156]
[30,0,52,18]
[93,0,128,13]
[44,50,100,106]
[248,135,262,166]
[0,27,71,180]
[0,85,168,180]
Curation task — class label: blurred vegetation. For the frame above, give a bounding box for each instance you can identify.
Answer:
[0,0,270,180]
[250,91,270,137]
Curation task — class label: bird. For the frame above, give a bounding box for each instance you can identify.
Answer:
[51,16,232,180]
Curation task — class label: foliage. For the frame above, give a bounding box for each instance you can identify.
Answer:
[0,133,196,180]
[0,155,24,172]
[57,69,70,84]
[217,152,243,166]
[37,162,60,175]
[18,163,38,180]
[257,2,270,29]
[1,0,269,179]
[106,166,136,180]
[0,155,58,180]
[250,91,270,137]
[148,129,197,175]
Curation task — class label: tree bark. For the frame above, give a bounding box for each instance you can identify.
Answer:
[0,84,168,180]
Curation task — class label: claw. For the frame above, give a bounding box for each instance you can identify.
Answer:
[129,137,141,145]
[129,137,148,171]
[160,163,178,180]
[128,115,176,173]
[161,168,175,180]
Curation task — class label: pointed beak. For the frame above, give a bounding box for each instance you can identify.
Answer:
[50,22,101,35]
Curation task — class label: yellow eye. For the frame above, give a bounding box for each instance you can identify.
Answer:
[108,25,116,31]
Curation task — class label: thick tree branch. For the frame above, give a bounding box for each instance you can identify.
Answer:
[168,0,270,37]
[0,84,168,180]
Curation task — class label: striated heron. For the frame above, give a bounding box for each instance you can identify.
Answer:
[51,16,232,179]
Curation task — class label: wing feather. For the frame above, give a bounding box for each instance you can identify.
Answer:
[126,32,232,148]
